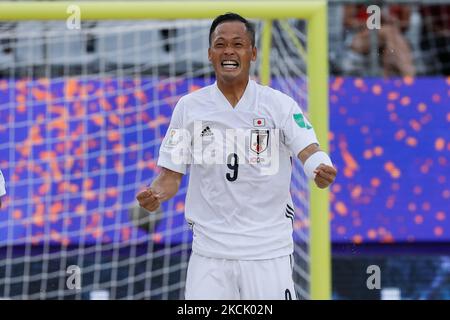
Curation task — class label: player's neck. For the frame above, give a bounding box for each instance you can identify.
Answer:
[216,77,249,108]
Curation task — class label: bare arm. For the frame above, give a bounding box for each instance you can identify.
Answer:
[136,167,183,212]
[298,143,337,189]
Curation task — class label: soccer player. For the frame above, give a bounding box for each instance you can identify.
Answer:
[136,13,337,299]
[0,169,6,208]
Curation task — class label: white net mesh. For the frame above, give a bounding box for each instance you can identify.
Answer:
[0,18,310,299]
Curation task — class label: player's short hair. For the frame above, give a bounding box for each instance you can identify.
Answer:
[209,12,256,47]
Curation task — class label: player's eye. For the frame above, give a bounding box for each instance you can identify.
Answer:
[234,43,243,47]
[215,43,224,48]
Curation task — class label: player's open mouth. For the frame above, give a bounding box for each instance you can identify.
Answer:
[221,60,239,70]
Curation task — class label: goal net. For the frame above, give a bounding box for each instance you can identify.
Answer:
[0,4,325,300]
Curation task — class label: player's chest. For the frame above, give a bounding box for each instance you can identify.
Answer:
[185,109,283,167]
[185,107,277,132]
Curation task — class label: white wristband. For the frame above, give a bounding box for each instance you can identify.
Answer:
[303,151,333,180]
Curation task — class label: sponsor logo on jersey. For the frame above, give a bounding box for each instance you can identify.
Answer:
[249,156,266,164]
[250,129,269,154]
[200,126,214,137]
[293,113,312,129]
[253,118,265,127]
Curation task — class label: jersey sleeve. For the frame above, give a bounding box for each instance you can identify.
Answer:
[282,100,319,157]
[157,98,191,174]
[0,169,6,197]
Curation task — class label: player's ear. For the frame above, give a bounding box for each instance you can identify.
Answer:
[208,47,212,61]
[251,46,257,62]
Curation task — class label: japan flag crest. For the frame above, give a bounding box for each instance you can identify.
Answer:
[250,129,269,154]
[253,118,265,127]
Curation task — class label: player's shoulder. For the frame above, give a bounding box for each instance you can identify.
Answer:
[254,82,297,110]
[177,84,213,106]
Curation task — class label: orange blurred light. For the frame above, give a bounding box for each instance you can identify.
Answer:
[406,137,417,147]
[414,215,423,224]
[395,129,406,141]
[400,96,411,106]
[436,211,445,221]
[13,210,22,220]
[434,227,443,237]
[403,76,414,85]
[388,91,399,100]
[443,190,450,199]
[363,150,373,159]
[337,226,346,235]
[372,85,382,95]
[408,203,417,212]
[435,138,445,151]
[351,185,362,199]
[413,186,422,195]
[335,201,348,216]
[352,235,363,244]
[367,229,377,239]
[373,146,383,156]
[371,178,381,188]
[354,78,364,88]
[409,120,421,132]
[417,103,427,113]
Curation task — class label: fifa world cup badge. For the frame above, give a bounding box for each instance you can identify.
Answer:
[165,128,180,148]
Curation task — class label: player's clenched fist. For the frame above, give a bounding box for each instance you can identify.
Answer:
[136,189,161,212]
[313,164,337,189]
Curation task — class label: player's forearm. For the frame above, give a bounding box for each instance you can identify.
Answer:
[150,167,183,202]
[298,143,321,165]
[298,143,336,188]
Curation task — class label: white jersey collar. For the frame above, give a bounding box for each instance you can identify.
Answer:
[212,79,255,111]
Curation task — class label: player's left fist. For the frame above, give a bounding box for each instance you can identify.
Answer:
[313,164,337,189]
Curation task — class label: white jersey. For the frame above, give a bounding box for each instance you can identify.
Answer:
[157,79,318,260]
[0,169,5,197]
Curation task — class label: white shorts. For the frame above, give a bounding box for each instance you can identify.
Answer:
[185,252,296,300]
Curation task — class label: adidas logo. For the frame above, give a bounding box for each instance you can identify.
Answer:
[200,126,214,137]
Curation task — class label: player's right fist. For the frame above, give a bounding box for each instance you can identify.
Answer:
[136,189,161,212]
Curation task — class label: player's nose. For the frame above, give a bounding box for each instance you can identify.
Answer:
[223,45,235,55]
